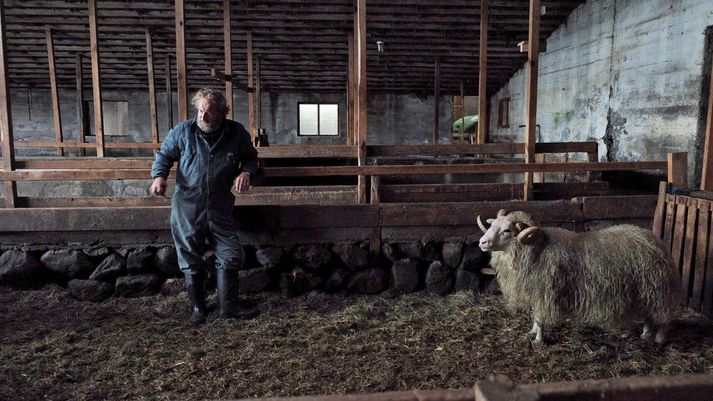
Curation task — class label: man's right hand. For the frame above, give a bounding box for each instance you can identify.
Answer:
[150,177,167,196]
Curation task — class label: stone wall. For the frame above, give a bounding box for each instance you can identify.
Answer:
[488,0,713,187]
[0,239,492,303]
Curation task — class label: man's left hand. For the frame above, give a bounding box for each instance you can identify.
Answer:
[234,172,251,193]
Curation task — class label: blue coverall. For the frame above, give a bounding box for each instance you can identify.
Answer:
[151,118,258,274]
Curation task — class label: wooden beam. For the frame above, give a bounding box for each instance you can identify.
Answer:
[88,0,105,157]
[477,0,488,145]
[356,0,368,204]
[75,53,86,156]
[223,0,233,120]
[668,152,688,189]
[523,0,541,201]
[701,56,713,191]
[247,31,255,140]
[433,56,440,144]
[165,54,173,128]
[347,31,355,146]
[145,29,159,145]
[45,27,63,156]
[209,68,254,92]
[175,0,188,121]
[256,56,262,132]
[0,1,17,208]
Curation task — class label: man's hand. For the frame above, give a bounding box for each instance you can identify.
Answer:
[150,176,167,196]
[234,172,251,193]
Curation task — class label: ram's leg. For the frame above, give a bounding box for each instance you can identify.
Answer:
[641,319,655,340]
[529,314,543,345]
[655,324,670,344]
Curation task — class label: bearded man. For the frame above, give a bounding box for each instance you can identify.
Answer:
[150,88,259,324]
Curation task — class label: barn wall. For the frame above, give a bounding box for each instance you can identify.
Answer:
[488,0,713,186]
[7,87,452,156]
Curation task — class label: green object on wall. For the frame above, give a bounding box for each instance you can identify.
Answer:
[452,115,478,133]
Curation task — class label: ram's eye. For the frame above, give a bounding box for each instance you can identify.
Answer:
[502,229,512,234]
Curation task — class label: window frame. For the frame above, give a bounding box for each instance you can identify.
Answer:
[297,102,339,136]
[497,97,510,128]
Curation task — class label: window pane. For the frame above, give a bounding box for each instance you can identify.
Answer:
[299,104,319,135]
[319,104,338,136]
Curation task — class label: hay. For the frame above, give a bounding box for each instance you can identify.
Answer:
[1,285,712,400]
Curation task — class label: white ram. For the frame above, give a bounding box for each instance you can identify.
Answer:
[477,209,679,344]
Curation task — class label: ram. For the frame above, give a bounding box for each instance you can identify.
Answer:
[477,209,679,345]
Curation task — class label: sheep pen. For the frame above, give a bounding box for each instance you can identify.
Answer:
[2,285,713,401]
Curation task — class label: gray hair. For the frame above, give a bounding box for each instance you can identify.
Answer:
[191,87,229,115]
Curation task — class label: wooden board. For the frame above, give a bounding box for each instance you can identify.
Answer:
[691,200,710,310]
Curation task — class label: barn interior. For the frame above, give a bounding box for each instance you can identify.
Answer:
[2,0,713,400]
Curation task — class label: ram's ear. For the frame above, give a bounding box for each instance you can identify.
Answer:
[517,226,540,244]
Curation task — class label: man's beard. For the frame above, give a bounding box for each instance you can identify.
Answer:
[197,119,221,134]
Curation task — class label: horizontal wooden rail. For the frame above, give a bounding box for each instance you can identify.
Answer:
[0,161,667,181]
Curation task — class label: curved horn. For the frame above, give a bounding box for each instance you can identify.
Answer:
[517,226,540,244]
[497,209,507,218]
[508,211,539,227]
[477,215,490,233]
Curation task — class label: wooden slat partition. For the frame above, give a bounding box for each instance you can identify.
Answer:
[652,182,713,315]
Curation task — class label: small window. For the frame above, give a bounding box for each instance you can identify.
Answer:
[497,98,510,128]
[298,103,338,136]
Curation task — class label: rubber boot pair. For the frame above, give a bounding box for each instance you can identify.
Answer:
[184,272,207,326]
[216,269,259,320]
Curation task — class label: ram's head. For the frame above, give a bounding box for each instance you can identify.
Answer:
[477,209,540,252]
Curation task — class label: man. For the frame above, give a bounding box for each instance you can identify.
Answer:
[150,87,259,325]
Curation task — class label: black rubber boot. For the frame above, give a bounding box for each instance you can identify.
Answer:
[184,272,207,326]
[217,269,259,319]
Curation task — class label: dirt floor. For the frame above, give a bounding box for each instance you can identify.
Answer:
[2,285,713,401]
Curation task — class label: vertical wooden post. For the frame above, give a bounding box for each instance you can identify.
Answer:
[88,0,105,157]
[247,32,255,141]
[523,0,541,201]
[46,27,64,156]
[165,54,173,128]
[76,54,86,156]
[370,175,380,204]
[223,0,234,120]
[347,31,355,146]
[175,0,188,121]
[459,80,465,136]
[145,29,159,145]
[477,0,489,145]
[701,58,713,190]
[668,152,688,189]
[433,57,440,144]
[356,0,368,204]
[0,1,17,207]
[257,56,262,132]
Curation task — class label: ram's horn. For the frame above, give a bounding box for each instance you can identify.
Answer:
[517,226,540,244]
[497,209,507,218]
[477,215,490,233]
[508,211,539,227]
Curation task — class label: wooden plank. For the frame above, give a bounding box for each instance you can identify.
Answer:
[165,54,173,128]
[671,196,688,286]
[703,202,713,315]
[433,56,440,144]
[257,144,356,158]
[347,31,355,146]
[578,195,658,220]
[145,29,159,144]
[355,0,367,204]
[381,183,521,203]
[247,31,255,140]
[88,0,105,157]
[523,0,541,201]
[0,207,171,232]
[668,152,688,189]
[175,0,188,121]
[14,141,159,149]
[663,193,676,250]
[75,53,86,156]
[701,54,713,191]
[16,158,152,169]
[45,27,63,156]
[477,0,488,145]
[256,56,262,132]
[223,0,233,120]
[0,0,16,208]
[691,199,710,310]
[652,181,668,238]
[370,175,380,204]
[681,197,698,305]
[587,145,599,181]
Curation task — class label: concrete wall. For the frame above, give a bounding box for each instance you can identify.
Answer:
[488,0,713,186]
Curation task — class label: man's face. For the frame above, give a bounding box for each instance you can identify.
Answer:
[196,98,224,133]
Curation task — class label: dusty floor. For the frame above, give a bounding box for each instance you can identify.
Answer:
[1,285,713,401]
